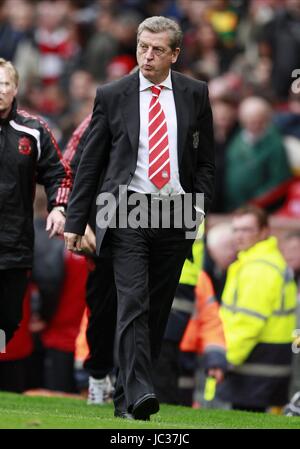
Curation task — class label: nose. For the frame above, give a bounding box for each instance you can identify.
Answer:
[145,47,154,59]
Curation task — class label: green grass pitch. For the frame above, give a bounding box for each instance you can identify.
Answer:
[0,392,300,429]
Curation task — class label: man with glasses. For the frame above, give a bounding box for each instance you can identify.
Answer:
[219,205,297,412]
[64,16,215,420]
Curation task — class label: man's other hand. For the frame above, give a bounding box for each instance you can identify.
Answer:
[46,209,66,238]
[207,368,224,384]
[80,224,96,255]
[64,232,83,252]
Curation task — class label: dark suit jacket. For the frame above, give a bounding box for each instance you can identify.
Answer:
[65,70,215,254]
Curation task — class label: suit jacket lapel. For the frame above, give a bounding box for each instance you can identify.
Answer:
[121,72,140,157]
[172,71,189,164]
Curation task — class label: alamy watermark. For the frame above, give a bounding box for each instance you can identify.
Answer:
[291,69,300,94]
[95,186,205,239]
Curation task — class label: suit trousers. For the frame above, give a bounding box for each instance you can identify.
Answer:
[109,199,194,412]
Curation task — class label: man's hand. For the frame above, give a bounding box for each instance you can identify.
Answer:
[80,224,96,255]
[64,232,83,252]
[46,209,66,238]
[207,368,224,384]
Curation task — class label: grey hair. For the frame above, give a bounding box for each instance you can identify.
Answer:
[137,16,183,50]
[0,58,19,87]
[206,222,234,249]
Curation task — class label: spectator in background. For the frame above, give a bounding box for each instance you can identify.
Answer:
[218,206,297,412]
[0,0,35,61]
[273,92,300,178]
[113,12,142,57]
[276,181,300,219]
[12,0,81,95]
[208,72,243,103]
[274,91,300,140]
[258,0,300,101]
[210,97,239,212]
[82,7,119,82]
[280,231,300,398]
[68,70,96,112]
[83,9,140,82]
[224,96,293,212]
[106,55,136,82]
[185,21,234,81]
[34,0,80,86]
[205,0,240,49]
[32,83,69,127]
[203,222,237,302]
[179,269,227,407]
[57,69,96,148]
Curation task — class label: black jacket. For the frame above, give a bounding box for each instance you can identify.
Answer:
[65,70,215,254]
[0,99,72,269]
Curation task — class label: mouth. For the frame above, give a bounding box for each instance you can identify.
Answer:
[143,64,153,70]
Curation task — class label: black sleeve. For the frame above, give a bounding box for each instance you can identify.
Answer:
[194,84,216,214]
[36,120,73,211]
[64,88,111,235]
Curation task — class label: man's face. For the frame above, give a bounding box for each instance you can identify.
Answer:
[209,238,237,270]
[281,238,300,272]
[0,67,17,118]
[136,30,180,84]
[232,214,267,252]
[242,114,269,138]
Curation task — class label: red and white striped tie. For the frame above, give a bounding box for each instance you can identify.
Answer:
[148,85,170,189]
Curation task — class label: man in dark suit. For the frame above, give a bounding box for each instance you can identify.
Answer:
[64,16,215,420]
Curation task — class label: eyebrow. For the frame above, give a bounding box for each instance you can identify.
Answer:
[139,41,168,49]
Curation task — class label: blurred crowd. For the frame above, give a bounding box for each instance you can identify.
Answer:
[1,0,300,211]
[1,0,300,414]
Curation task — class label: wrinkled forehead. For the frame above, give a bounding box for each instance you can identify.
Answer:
[232,214,259,230]
[138,30,172,48]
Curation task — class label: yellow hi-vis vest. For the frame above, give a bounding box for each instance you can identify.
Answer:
[220,236,297,367]
[179,222,205,287]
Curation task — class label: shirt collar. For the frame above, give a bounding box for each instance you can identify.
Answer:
[139,70,172,92]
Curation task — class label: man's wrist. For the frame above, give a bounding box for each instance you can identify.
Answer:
[52,206,66,217]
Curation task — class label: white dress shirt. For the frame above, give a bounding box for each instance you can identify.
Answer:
[129,71,185,195]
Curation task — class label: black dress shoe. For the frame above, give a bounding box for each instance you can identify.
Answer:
[132,393,159,420]
[114,409,134,420]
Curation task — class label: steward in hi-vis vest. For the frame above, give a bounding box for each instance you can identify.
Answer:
[218,206,297,410]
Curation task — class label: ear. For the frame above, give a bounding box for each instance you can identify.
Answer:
[171,48,180,64]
